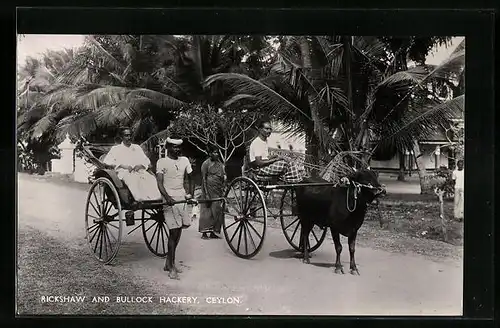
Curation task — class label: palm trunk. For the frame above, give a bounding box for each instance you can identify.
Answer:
[344,36,354,153]
[192,35,204,85]
[398,150,406,181]
[299,37,322,170]
[413,140,433,194]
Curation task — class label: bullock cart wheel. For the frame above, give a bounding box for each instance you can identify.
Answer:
[279,189,327,253]
[223,176,267,259]
[141,207,169,258]
[84,177,123,264]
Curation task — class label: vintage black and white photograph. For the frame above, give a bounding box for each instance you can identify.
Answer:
[17,33,465,316]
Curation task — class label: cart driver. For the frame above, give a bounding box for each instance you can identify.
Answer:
[249,118,305,183]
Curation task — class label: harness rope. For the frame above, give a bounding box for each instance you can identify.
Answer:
[344,180,383,213]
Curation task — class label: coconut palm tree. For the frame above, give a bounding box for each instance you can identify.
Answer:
[20,35,188,146]
[136,35,273,147]
[17,50,79,173]
[375,39,465,193]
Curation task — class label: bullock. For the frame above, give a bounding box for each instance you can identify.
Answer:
[295,169,386,275]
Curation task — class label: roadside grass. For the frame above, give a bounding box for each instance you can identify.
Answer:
[17,226,183,315]
[366,193,463,246]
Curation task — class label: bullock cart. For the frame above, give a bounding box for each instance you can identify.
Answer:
[221,150,374,259]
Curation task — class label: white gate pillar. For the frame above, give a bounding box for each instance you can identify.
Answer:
[51,134,75,174]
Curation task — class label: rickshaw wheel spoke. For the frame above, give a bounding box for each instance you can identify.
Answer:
[223,177,267,259]
[85,178,123,264]
[279,189,327,253]
[141,208,168,258]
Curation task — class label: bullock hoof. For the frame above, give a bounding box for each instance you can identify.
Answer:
[302,258,311,264]
[334,267,344,274]
[350,268,360,275]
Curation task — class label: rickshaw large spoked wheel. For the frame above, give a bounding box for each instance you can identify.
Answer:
[141,207,169,258]
[223,177,267,259]
[85,177,123,264]
[279,189,327,253]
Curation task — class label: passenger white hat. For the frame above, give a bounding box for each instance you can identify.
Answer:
[165,137,183,145]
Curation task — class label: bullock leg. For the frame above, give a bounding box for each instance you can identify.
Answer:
[331,229,344,274]
[301,222,313,264]
[348,232,360,275]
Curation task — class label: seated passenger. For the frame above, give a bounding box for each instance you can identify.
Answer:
[249,118,305,184]
[102,127,162,202]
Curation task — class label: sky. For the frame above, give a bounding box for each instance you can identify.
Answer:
[16,34,464,68]
[17,34,85,65]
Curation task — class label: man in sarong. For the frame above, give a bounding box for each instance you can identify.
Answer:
[249,118,304,183]
[199,145,226,239]
[452,159,464,221]
[103,127,162,202]
[156,137,195,280]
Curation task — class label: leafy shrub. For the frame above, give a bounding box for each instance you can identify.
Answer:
[431,166,455,199]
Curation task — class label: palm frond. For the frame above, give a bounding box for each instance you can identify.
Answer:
[353,36,388,61]
[128,89,186,109]
[376,46,465,125]
[94,104,136,127]
[55,111,99,141]
[38,85,80,110]
[152,67,187,95]
[377,66,429,88]
[75,86,130,109]
[315,84,349,111]
[205,73,312,120]
[223,94,259,107]
[425,49,465,79]
[450,39,465,57]
[86,35,127,73]
[376,94,464,150]
[17,104,46,130]
[57,64,90,85]
[30,113,58,140]
[327,47,344,78]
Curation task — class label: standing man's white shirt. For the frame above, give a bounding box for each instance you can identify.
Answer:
[452,169,464,190]
[103,142,162,201]
[156,156,193,199]
[249,137,269,162]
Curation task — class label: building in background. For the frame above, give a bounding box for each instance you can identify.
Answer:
[268,121,306,153]
[370,117,464,174]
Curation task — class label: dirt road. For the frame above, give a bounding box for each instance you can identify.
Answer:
[17,173,463,315]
